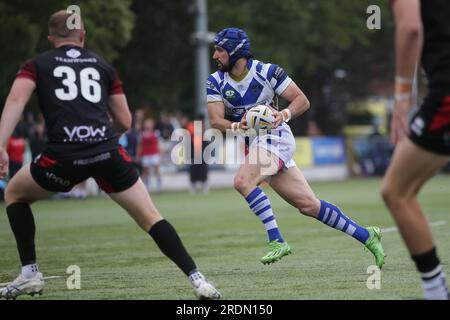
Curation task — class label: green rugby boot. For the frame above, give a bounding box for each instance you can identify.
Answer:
[365,226,386,269]
[261,240,292,265]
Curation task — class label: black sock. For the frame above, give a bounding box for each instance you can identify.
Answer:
[148,219,196,276]
[411,247,449,299]
[6,203,36,266]
[412,247,441,278]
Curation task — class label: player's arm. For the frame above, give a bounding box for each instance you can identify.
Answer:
[0,79,35,147]
[0,78,36,178]
[208,101,229,132]
[273,82,310,128]
[208,101,248,133]
[108,94,132,135]
[391,0,423,143]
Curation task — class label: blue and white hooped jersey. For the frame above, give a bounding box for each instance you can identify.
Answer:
[206,59,292,122]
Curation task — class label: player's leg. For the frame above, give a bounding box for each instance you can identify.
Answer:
[109,178,162,230]
[100,147,220,299]
[234,146,291,264]
[1,165,56,299]
[269,165,385,268]
[201,164,209,194]
[381,139,449,299]
[108,179,220,299]
[109,178,194,274]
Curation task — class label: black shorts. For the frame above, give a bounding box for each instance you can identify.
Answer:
[30,145,139,193]
[410,92,450,155]
[9,161,23,179]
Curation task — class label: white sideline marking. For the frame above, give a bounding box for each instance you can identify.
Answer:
[0,275,63,287]
[381,221,447,234]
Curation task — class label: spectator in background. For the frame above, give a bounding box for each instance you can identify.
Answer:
[307,120,324,137]
[169,111,182,131]
[7,126,27,179]
[156,112,176,168]
[29,115,46,159]
[126,116,142,174]
[179,114,190,131]
[156,112,175,141]
[24,112,36,138]
[138,118,162,192]
[187,116,210,194]
[134,108,145,127]
[366,123,393,176]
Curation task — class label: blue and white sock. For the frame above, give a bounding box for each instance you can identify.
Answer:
[317,200,369,244]
[245,187,284,243]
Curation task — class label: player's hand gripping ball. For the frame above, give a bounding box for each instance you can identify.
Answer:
[245,105,275,133]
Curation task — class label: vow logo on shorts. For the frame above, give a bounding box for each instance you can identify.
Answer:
[46,172,71,187]
[64,125,106,142]
[411,117,425,136]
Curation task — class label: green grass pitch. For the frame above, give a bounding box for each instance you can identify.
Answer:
[1,176,449,300]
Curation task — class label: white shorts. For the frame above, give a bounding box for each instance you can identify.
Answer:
[141,154,161,168]
[249,123,296,170]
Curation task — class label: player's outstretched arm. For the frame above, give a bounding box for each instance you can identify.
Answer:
[108,94,132,135]
[0,78,35,179]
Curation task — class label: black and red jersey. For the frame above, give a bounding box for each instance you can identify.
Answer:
[16,45,124,160]
[420,0,450,92]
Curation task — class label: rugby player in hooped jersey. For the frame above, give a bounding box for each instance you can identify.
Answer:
[207,27,385,267]
[0,10,220,300]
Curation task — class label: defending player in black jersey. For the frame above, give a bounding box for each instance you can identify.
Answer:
[0,10,220,300]
[381,0,450,299]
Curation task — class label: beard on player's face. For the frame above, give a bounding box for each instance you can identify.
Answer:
[216,58,231,72]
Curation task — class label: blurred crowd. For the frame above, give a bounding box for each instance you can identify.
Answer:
[0,108,209,200]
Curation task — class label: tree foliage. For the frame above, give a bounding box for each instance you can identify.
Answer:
[0,0,395,135]
[115,0,196,114]
[0,0,134,100]
[208,0,394,134]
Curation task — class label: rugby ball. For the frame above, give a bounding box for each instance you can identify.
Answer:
[245,105,275,132]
